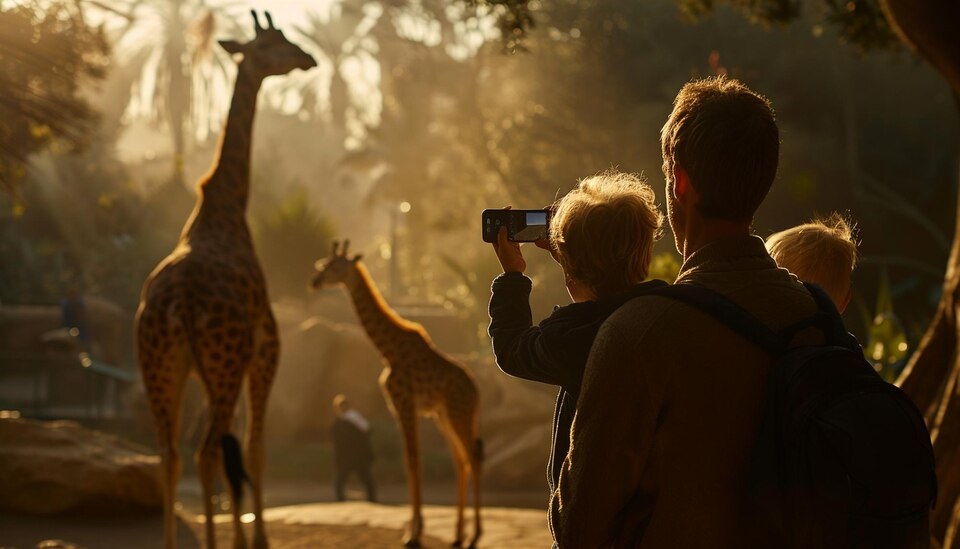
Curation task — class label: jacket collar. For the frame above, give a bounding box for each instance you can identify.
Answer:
[676,235,778,282]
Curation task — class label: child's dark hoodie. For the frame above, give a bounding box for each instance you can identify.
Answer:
[488,271,668,491]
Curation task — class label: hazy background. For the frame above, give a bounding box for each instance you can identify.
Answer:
[1,0,957,495]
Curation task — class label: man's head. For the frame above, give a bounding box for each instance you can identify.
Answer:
[660,77,779,253]
[549,170,663,298]
[766,214,859,312]
[332,394,350,416]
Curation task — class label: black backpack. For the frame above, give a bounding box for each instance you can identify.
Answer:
[653,282,937,548]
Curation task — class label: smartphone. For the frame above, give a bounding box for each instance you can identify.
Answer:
[481,209,551,243]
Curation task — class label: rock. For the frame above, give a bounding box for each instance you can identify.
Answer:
[0,418,161,515]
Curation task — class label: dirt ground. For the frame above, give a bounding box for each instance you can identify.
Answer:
[0,500,552,549]
[0,515,443,549]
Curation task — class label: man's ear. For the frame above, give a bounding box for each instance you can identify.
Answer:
[218,40,245,56]
[673,166,690,201]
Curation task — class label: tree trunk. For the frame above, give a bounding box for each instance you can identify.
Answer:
[881,1,960,545]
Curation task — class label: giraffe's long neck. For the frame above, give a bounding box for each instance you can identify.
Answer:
[184,63,263,242]
[344,263,417,359]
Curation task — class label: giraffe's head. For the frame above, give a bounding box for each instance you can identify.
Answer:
[311,240,363,290]
[219,10,317,77]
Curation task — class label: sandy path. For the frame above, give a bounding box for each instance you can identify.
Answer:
[1,501,552,548]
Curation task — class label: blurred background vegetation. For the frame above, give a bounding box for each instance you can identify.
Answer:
[0,0,957,487]
[3,0,956,365]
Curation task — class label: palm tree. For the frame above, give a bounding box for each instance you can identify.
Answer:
[87,0,242,184]
[285,0,371,130]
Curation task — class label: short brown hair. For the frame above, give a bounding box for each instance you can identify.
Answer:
[766,213,859,308]
[661,76,779,222]
[550,170,664,297]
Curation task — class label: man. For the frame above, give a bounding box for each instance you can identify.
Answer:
[549,76,819,547]
[331,394,376,502]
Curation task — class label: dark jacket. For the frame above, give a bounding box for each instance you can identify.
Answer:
[487,271,668,491]
[332,418,373,469]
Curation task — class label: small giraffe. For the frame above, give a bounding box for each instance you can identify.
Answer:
[135,11,315,549]
[311,241,483,548]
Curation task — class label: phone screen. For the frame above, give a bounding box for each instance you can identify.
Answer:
[482,208,551,242]
[513,211,549,241]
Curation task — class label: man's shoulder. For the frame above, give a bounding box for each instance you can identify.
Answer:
[606,292,688,327]
[594,294,686,351]
[603,277,817,343]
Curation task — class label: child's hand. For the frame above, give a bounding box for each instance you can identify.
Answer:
[493,226,526,273]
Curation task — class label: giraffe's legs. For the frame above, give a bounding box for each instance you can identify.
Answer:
[391,397,423,548]
[445,404,483,549]
[197,389,245,549]
[438,417,470,548]
[246,335,278,549]
[469,436,483,549]
[150,386,187,549]
[140,342,190,549]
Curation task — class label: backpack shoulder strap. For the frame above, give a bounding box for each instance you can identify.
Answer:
[777,282,855,350]
[802,282,847,335]
[649,284,786,355]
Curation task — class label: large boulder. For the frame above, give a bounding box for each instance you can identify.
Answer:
[0,418,161,515]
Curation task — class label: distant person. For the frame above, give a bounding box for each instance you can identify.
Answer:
[60,282,91,347]
[766,213,858,312]
[331,394,376,502]
[487,170,665,496]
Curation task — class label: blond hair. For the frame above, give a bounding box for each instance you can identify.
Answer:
[766,213,858,308]
[549,170,664,297]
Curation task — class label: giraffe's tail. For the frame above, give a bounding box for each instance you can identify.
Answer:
[221,434,249,502]
[474,437,485,465]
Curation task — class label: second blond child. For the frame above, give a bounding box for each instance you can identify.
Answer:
[765,213,858,312]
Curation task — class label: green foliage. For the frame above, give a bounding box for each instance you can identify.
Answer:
[0,157,191,311]
[253,188,337,300]
[484,0,898,52]
[859,268,909,381]
[0,2,109,190]
[649,252,682,283]
[470,0,536,52]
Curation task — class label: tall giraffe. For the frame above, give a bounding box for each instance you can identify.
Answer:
[311,241,483,548]
[135,12,315,549]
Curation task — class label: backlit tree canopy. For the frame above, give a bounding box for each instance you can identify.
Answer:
[0,2,109,190]
[479,0,899,51]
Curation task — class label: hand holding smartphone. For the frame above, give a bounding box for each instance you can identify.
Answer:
[481,208,551,243]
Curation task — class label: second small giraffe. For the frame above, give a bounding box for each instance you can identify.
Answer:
[311,240,483,548]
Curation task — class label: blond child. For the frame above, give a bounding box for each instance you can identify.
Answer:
[487,170,665,492]
[765,213,858,312]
